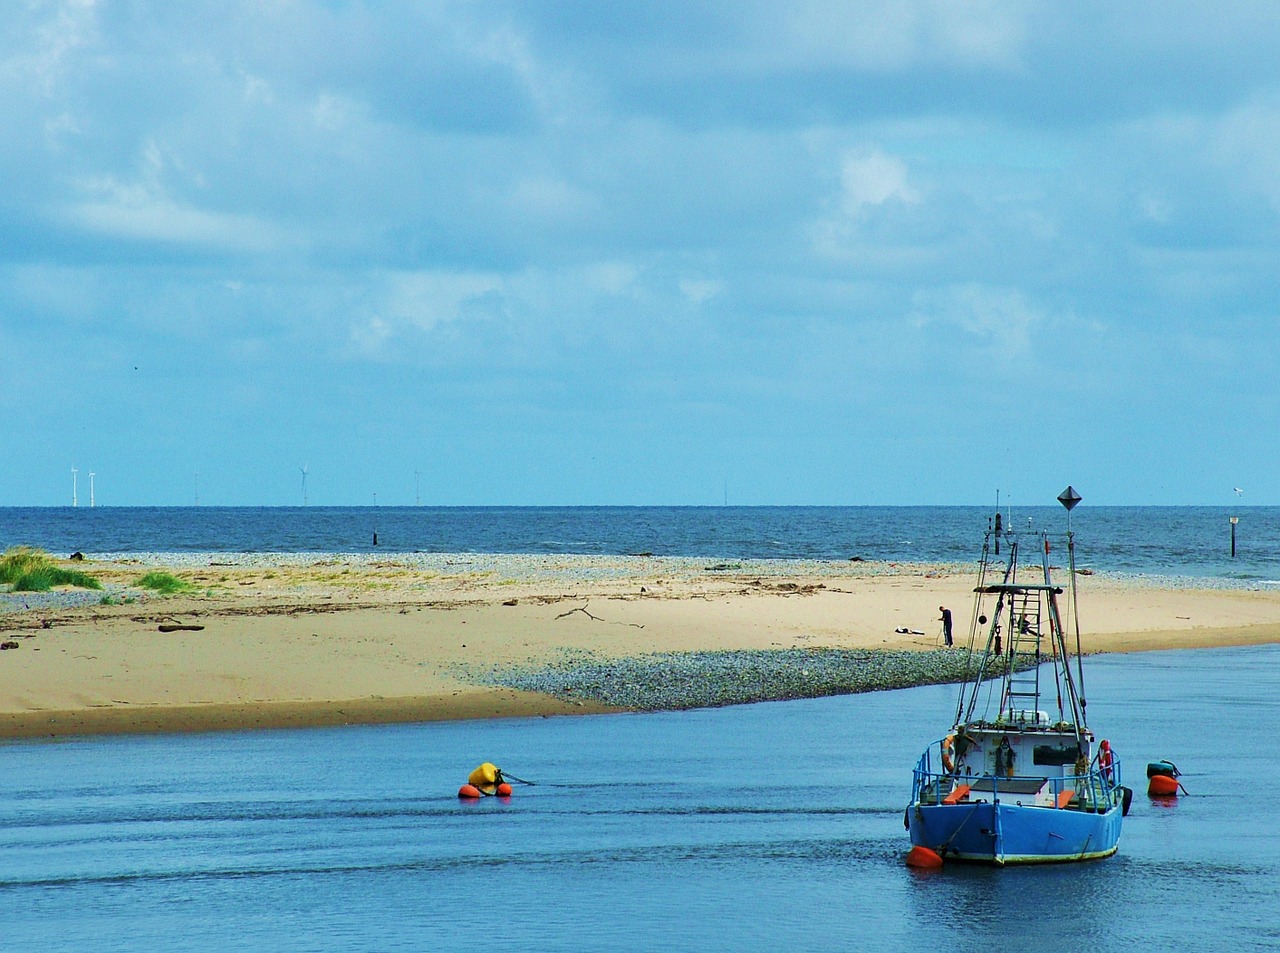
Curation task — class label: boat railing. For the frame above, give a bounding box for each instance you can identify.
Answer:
[912,742,1123,812]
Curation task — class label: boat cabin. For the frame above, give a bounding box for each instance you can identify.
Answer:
[943,711,1096,809]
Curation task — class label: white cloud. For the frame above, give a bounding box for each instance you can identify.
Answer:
[68,174,289,252]
[927,0,1028,69]
[509,175,596,222]
[1139,193,1174,224]
[1210,95,1280,211]
[382,269,506,331]
[26,0,98,95]
[62,135,292,251]
[349,315,393,355]
[42,111,81,149]
[910,284,1045,360]
[242,73,274,105]
[466,19,575,124]
[679,277,723,304]
[810,147,926,262]
[840,150,920,211]
[311,92,363,132]
[579,261,639,296]
[6,0,1280,504]
[751,0,1028,72]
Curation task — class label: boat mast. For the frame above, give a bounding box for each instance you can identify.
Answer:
[956,490,1090,735]
[1039,486,1087,740]
[957,538,1019,727]
[1042,535,1085,733]
[1060,486,1088,727]
[953,531,990,726]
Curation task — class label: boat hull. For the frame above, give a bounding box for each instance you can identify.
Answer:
[908,800,1122,865]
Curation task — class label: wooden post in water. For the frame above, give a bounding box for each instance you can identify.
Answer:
[1231,516,1239,558]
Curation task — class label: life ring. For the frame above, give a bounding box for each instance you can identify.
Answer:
[1098,740,1114,782]
[941,734,956,774]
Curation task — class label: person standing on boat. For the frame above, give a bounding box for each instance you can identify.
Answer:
[939,606,953,647]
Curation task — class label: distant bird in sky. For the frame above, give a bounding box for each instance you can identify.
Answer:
[1234,487,1244,496]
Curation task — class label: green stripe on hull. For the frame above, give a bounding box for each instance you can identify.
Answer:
[948,845,1120,866]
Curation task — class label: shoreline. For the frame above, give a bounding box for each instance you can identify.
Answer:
[0,690,621,741]
[3,551,1280,740]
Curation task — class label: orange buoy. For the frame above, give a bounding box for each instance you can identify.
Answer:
[458,784,482,799]
[1148,774,1179,797]
[905,845,944,869]
[496,782,513,796]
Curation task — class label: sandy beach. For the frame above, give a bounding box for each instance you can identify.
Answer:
[2,552,1279,739]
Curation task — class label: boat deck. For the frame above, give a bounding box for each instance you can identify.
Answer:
[919,775,1113,813]
[966,777,1044,795]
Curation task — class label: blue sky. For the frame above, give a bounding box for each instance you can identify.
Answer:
[3,1,1278,506]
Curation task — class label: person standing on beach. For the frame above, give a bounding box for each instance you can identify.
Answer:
[939,606,953,647]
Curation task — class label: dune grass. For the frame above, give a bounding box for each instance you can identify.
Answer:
[0,546,102,592]
[134,571,193,595]
[0,547,48,583]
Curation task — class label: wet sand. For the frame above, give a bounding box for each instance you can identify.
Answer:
[2,553,1278,738]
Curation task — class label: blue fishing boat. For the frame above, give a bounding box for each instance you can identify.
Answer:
[905,488,1130,866]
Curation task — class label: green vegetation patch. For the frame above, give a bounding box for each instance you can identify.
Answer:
[0,547,101,592]
[134,571,193,595]
[0,547,49,584]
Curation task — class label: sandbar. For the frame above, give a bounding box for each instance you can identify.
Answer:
[2,552,1278,739]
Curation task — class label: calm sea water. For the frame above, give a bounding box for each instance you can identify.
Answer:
[3,505,1279,580]
[2,645,1276,952]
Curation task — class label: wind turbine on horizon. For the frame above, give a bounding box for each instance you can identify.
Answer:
[301,464,310,506]
[71,467,78,507]
[89,471,96,508]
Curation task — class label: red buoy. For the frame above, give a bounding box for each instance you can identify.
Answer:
[905,845,944,869]
[1148,774,1179,797]
[458,784,482,799]
[496,782,513,796]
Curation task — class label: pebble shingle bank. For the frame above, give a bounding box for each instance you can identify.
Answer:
[460,648,1030,711]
